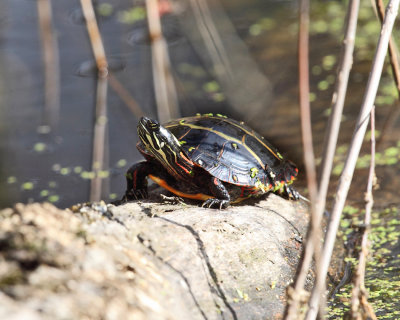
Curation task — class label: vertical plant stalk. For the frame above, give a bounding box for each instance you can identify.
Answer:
[375,0,400,148]
[376,0,400,95]
[146,0,179,123]
[287,0,360,316]
[285,0,321,317]
[306,0,400,318]
[80,0,109,202]
[350,107,378,320]
[37,0,60,132]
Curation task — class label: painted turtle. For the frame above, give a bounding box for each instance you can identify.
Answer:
[123,114,300,209]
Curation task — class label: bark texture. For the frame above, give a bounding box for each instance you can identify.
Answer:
[0,194,308,320]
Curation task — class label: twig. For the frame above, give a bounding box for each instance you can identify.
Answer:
[305,1,400,318]
[146,0,180,123]
[285,0,321,317]
[350,107,378,320]
[37,0,60,132]
[80,0,109,202]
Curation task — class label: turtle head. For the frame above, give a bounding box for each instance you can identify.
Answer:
[137,117,194,179]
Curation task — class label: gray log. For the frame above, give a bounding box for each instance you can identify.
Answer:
[0,194,308,320]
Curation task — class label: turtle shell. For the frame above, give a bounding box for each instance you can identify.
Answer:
[164,114,295,187]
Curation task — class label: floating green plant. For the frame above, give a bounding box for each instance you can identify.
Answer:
[97,3,113,16]
[21,182,34,190]
[117,7,146,24]
[328,206,400,318]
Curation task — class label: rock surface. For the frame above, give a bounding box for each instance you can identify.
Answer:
[0,194,309,320]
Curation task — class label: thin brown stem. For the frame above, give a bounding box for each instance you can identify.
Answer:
[306,0,400,318]
[285,0,321,317]
[80,0,109,202]
[375,0,400,96]
[375,0,400,148]
[288,2,361,316]
[146,0,179,122]
[350,107,378,320]
[37,0,60,132]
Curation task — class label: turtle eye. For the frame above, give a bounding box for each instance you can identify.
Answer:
[148,122,160,132]
[140,117,160,132]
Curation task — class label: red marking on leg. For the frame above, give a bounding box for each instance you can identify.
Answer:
[133,170,138,190]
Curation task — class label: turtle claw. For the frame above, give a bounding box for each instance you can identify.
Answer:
[280,184,300,201]
[160,194,185,205]
[202,198,230,209]
[124,188,148,201]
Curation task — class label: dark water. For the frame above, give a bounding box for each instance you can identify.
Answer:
[0,0,291,208]
[1,0,399,208]
[0,0,219,207]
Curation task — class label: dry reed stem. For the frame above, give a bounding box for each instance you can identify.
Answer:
[306,0,400,318]
[146,0,179,123]
[37,0,60,132]
[375,0,400,148]
[287,0,360,316]
[285,0,321,317]
[80,0,109,202]
[375,0,400,96]
[350,107,378,320]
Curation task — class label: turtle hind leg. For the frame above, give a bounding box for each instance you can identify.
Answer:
[202,177,231,209]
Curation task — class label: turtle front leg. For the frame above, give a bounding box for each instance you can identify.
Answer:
[278,184,300,201]
[202,177,231,209]
[123,161,152,201]
[124,160,173,202]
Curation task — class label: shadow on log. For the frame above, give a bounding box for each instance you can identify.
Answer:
[0,194,309,320]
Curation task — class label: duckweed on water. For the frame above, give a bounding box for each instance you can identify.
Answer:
[322,55,336,71]
[109,193,118,200]
[73,166,83,174]
[117,6,146,24]
[328,206,400,319]
[7,176,17,184]
[97,3,113,16]
[40,190,49,197]
[332,144,400,175]
[116,159,127,168]
[248,17,276,36]
[33,142,47,153]
[48,195,60,203]
[21,182,34,191]
[203,81,220,93]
